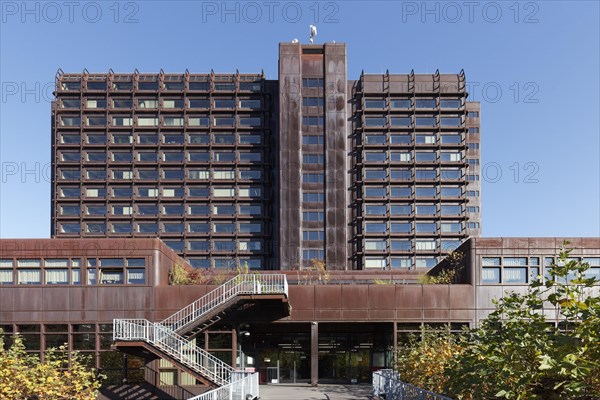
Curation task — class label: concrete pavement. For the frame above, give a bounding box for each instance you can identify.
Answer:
[259,384,373,400]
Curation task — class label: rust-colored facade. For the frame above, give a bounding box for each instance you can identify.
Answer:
[1,237,597,399]
[51,42,481,272]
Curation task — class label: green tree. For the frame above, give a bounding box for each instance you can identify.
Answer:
[395,327,462,394]
[445,245,600,400]
[0,333,104,399]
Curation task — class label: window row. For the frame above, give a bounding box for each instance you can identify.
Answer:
[363,204,464,217]
[60,98,262,110]
[59,150,266,164]
[58,132,263,146]
[362,185,462,198]
[363,133,463,146]
[363,256,442,270]
[59,203,263,217]
[363,222,464,235]
[363,184,464,199]
[0,266,145,286]
[58,116,263,128]
[362,169,463,182]
[362,98,463,110]
[59,80,262,92]
[362,151,463,164]
[59,168,263,181]
[481,257,600,284]
[58,186,263,199]
[364,238,463,253]
[187,257,263,270]
[59,222,267,235]
[363,116,463,128]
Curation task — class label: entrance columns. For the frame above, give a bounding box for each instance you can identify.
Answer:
[311,321,318,386]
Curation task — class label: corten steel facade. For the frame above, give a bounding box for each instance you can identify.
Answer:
[52,42,481,272]
[0,237,598,399]
[51,71,278,270]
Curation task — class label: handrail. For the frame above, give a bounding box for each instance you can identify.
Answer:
[373,369,453,400]
[188,372,259,400]
[114,274,288,390]
[160,274,288,333]
[113,319,234,386]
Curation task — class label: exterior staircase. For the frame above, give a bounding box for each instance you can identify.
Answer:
[113,274,289,392]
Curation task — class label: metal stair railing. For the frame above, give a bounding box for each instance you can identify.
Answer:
[188,372,259,400]
[113,318,234,386]
[160,274,288,334]
[373,369,453,400]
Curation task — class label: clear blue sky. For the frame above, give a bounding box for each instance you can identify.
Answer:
[0,0,598,238]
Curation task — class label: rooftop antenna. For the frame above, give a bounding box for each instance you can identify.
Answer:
[309,25,317,44]
[291,38,299,43]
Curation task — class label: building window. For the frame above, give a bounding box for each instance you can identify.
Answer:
[390,117,411,127]
[391,169,412,180]
[440,99,461,108]
[415,240,437,251]
[303,97,324,107]
[391,205,411,216]
[416,223,436,233]
[302,134,324,145]
[391,257,412,269]
[416,99,436,109]
[303,231,325,241]
[390,187,411,198]
[303,173,324,183]
[415,117,436,126]
[214,188,235,198]
[441,134,461,145]
[441,205,461,215]
[440,117,462,127]
[365,205,386,216]
[302,212,324,222]
[482,268,501,283]
[416,135,436,145]
[364,99,386,109]
[303,249,325,260]
[416,187,436,198]
[303,154,324,164]
[364,152,387,162]
[239,117,261,127]
[60,223,80,234]
[390,99,411,109]
[365,257,387,269]
[391,223,411,233]
[365,240,386,251]
[416,257,437,268]
[303,116,324,126]
[303,193,325,203]
[18,269,41,285]
[85,133,106,145]
[441,223,462,233]
[390,134,410,145]
[391,240,411,251]
[441,187,461,198]
[137,134,158,144]
[302,78,323,88]
[365,223,386,233]
[365,187,386,197]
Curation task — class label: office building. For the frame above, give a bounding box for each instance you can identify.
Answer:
[52,42,481,272]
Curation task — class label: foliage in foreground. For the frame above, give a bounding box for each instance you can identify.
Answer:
[396,245,600,400]
[0,334,103,399]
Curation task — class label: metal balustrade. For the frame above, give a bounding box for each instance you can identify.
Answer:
[373,369,453,400]
[160,274,288,333]
[114,318,234,385]
[113,274,288,393]
[189,372,259,400]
